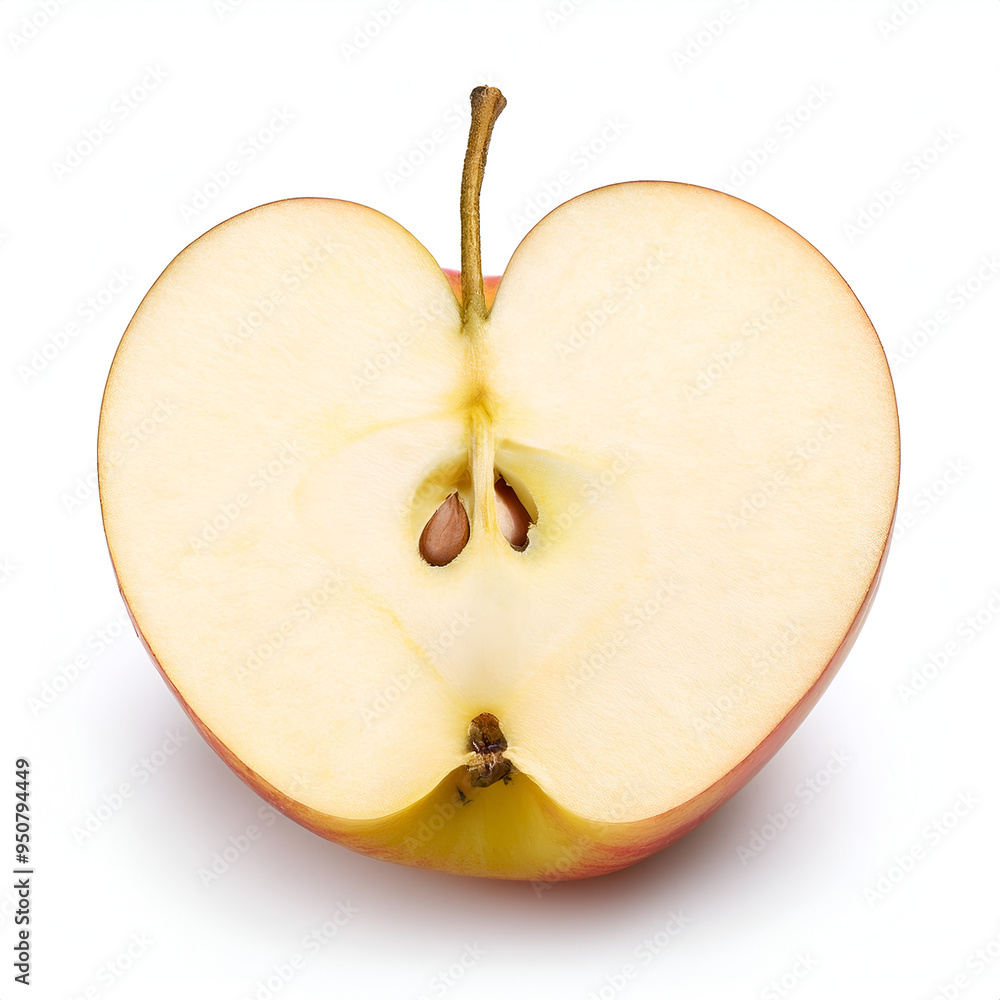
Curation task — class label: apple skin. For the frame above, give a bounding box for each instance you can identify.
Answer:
[442,268,500,312]
[102,261,897,881]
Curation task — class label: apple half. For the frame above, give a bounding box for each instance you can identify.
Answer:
[98,88,898,880]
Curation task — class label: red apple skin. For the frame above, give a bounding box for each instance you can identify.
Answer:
[443,269,500,311]
[102,267,899,881]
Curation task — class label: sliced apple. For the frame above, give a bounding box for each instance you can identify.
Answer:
[98,88,898,880]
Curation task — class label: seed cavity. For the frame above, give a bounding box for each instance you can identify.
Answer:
[419,492,470,566]
[495,475,533,551]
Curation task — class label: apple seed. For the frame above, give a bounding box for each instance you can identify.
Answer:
[494,475,533,550]
[419,492,470,566]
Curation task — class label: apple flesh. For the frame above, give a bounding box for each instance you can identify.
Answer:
[99,128,898,880]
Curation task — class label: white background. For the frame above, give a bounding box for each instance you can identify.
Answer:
[2,1,1000,998]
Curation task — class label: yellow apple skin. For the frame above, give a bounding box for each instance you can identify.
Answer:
[102,262,896,880]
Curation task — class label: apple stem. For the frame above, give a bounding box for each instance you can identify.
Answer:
[460,86,506,325]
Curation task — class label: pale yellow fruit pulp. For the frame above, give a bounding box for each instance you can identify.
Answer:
[99,183,898,878]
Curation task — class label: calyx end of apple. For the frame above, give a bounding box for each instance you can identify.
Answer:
[467,712,514,788]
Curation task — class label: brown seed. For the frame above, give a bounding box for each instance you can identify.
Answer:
[495,475,532,550]
[419,493,470,566]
